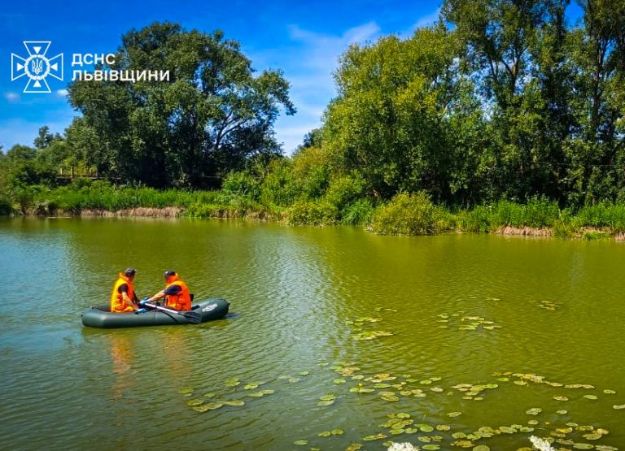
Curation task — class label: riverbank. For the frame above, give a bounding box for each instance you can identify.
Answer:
[3,183,625,240]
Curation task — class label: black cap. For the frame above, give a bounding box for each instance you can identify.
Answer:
[124,268,137,277]
[164,270,176,278]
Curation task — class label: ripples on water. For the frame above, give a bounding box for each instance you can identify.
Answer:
[1,218,625,449]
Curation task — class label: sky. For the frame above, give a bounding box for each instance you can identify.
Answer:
[0,0,582,154]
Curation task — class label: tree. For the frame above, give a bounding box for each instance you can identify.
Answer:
[69,22,295,187]
[323,25,488,204]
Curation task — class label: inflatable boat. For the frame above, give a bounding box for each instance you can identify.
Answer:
[81,298,230,328]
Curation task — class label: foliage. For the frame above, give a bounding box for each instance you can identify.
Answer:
[68,22,294,187]
[371,192,452,235]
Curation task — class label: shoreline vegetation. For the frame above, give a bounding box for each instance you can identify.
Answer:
[2,5,625,244]
[3,181,625,241]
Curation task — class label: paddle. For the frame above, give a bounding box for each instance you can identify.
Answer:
[141,301,202,324]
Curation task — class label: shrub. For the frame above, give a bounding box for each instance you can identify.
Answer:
[286,201,338,226]
[341,199,374,226]
[324,173,366,212]
[371,192,451,235]
[458,205,492,233]
[222,171,261,200]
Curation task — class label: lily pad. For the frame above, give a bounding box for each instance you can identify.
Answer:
[293,440,308,446]
[298,371,310,376]
[554,395,569,401]
[178,386,194,395]
[473,446,490,451]
[186,398,204,407]
[423,445,441,450]
[613,404,625,410]
[525,407,542,415]
[244,383,259,390]
[447,412,462,418]
[583,394,598,400]
[557,410,568,415]
[319,394,336,401]
[225,377,240,388]
[194,402,223,412]
[603,389,616,394]
[583,433,602,441]
[333,378,347,384]
[362,433,387,441]
[317,400,335,407]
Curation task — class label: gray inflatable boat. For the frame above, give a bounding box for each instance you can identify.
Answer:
[81,298,229,328]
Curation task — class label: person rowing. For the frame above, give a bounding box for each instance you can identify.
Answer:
[144,270,192,311]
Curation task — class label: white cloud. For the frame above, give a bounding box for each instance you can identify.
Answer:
[56,89,69,97]
[404,7,442,36]
[4,92,20,102]
[265,22,382,154]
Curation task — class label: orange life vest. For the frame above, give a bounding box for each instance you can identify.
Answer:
[164,277,191,311]
[110,274,136,313]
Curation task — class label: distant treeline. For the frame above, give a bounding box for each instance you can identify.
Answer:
[2,0,625,225]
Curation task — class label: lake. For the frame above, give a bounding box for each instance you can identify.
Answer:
[1,217,624,450]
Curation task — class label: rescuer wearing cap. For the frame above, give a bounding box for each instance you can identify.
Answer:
[110,268,140,313]
[144,270,192,311]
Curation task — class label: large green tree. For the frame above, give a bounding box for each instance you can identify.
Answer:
[69,22,295,187]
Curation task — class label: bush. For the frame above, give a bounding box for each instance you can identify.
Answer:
[371,192,451,235]
[493,198,560,228]
[324,173,366,212]
[458,205,492,233]
[260,159,300,206]
[287,200,338,226]
[341,199,374,225]
[222,171,261,200]
[574,202,625,232]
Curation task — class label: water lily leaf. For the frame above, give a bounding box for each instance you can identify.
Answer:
[186,398,204,407]
[247,391,265,398]
[260,389,274,395]
[244,383,259,390]
[318,431,332,437]
[333,378,347,384]
[319,394,336,401]
[453,440,475,448]
[499,426,515,434]
[288,377,300,383]
[422,445,440,450]
[298,371,310,376]
[526,408,542,415]
[380,392,399,402]
[317,400,335,407]
[331,429,344,436]
[419,425,434,433]
[554,395,569,401]
[436,425,451,431]
[572,444,594,450]
[528,420,539,425]
[363,433,387,441]
[430,387,444,393]
[225,377,240,387]
[293,440,308,446]
[350,386,375,394]
[557,410,568,415]
[613,404,625,409]
[583,433,602,441]
[396,413,411,419]
[195,402,223,411]
[345,443,363,451]
[178,387,194,395]
[223,400,245,407]
[447,411,462,418]
[473,446,490,451]
[583,394,598,400]
[603,389,616,394]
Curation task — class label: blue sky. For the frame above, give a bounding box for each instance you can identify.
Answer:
[1,0,582,153]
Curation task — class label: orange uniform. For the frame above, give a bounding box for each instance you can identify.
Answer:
[110,274,136,313]
[164,276,192,311]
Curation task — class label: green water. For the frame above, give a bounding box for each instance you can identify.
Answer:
[1,218,625,450]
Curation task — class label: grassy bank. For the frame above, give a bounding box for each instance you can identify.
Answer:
[4,182,625,240]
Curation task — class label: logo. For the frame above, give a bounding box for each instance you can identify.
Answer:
[202,304,217,312]
[11,41,63,93]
